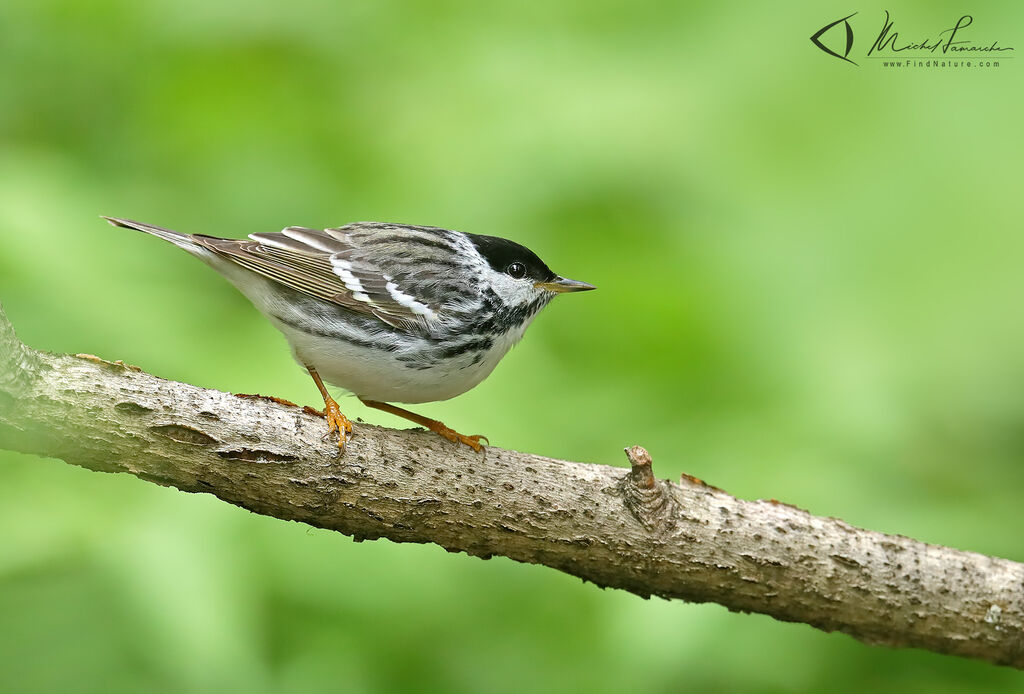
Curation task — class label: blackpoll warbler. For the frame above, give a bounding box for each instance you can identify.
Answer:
[103,217,594,452]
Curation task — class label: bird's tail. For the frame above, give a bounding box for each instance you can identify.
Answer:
[101,216,207,255]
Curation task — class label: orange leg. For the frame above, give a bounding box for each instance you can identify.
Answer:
[359,399,487,452]
[307,366,352,451]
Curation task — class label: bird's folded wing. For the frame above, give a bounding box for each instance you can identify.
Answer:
[192,225,449,332]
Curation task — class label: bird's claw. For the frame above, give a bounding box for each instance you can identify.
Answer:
[321,397,353,451]
[432,423,487,452]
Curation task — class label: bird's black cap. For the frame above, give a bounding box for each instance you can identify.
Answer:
[467,234,557,282]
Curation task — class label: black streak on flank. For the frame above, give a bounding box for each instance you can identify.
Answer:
[437,336,495,359]
[273,312,401,352]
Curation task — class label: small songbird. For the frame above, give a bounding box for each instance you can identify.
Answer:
[103,217,594,452]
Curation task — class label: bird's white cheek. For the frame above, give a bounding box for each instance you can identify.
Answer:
[486,270,535,305]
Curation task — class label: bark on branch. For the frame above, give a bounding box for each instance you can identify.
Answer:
[0,301,1021,668]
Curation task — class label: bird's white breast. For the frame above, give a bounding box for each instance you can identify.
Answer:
[208,249,535,404]
[271,315,528,403]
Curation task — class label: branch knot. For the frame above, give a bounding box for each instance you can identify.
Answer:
[621,446,680,532]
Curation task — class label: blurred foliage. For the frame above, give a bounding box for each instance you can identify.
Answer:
[2,0,1023,691]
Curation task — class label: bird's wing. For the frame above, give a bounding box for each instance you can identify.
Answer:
[193,223,473,333]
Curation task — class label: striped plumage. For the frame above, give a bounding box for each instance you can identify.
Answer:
[103,217,593,450]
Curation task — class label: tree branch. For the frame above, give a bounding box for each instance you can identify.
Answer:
[0,301,1021,669]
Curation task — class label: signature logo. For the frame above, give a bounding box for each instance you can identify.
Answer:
[811,12,858,65]
[867,12,1012,57]
[811,11,1014,66]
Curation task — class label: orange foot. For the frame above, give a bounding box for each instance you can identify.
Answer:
[359,399,488,453]
[305,365,354,452]
[322,396,354,451]
[427,421,488,452]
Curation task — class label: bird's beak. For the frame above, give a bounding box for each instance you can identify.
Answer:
[534,276,596,294]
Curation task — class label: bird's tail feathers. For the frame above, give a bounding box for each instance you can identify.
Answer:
[101,216,205,254]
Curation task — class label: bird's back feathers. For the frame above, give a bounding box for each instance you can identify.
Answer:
[103,217,481,335]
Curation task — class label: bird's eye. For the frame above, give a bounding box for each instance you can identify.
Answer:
[506,262,526,279]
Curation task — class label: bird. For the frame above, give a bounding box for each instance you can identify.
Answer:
[102,217,594,452]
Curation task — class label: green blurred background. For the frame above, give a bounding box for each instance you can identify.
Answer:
[2,0,1023,691]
